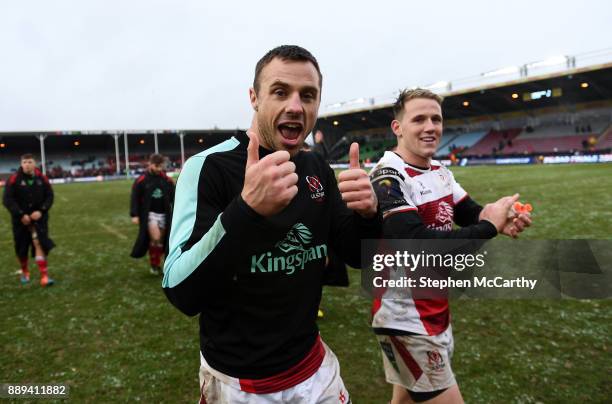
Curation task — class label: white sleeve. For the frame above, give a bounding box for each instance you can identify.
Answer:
[446,168,468,204]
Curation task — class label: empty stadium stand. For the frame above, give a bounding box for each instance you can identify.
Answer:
[596,124,612,150]
[436,130,487,156]
[465,129,522,156]
[506,134,594,154]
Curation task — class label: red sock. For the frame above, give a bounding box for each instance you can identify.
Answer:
[35,256,48,276]
[149,246,161,267]
[19,257,29,275]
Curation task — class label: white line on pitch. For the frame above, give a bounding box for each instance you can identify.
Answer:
[100,223,128,240]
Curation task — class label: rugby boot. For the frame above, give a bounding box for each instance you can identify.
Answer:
[40,274,55,287]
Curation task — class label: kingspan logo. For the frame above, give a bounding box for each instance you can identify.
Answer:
[251,223,327,275]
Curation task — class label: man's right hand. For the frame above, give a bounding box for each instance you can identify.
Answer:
[131,217,139,225]
[21,215,31,226]
[241,131,298,217]
[479,194,520,232]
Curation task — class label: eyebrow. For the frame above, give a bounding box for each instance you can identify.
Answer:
[411,113,443,120]
[270,80,289,88]
[269,80,319,95]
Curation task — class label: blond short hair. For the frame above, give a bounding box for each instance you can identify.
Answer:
[393,88,444,119]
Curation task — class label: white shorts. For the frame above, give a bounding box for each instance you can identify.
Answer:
[376,325,456,393]
[198,341,350,404]
[147,212,166,229]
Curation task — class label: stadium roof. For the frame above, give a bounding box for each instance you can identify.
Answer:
[0,128,243,137]
[315,62,612,137]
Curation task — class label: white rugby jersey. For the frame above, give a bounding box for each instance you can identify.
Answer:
[369,151,468,336]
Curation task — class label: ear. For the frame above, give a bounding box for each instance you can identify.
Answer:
[391,120,402,137]
[249,87,258,111]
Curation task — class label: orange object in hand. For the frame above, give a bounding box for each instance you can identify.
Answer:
[513,201,533,214]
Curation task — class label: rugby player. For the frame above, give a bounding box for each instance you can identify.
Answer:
[369,89,532,403]
[163,45,381,403]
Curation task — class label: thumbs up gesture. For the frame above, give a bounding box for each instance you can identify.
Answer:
[337,142,378,218]
[241,131,299,217]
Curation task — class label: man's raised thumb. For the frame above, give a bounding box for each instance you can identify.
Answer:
[246,131,260,169]
[349,142,360,169]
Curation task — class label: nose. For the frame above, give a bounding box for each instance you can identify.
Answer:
[424,118,436,133]
[285,92,303,115]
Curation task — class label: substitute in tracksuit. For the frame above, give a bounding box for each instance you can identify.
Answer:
[163,45,381,403]
[3,154,55,286]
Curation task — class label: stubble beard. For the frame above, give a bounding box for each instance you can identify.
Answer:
[257,118,278,152]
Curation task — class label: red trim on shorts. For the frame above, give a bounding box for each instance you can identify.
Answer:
[238,336,325,394]
[390,336,423,380]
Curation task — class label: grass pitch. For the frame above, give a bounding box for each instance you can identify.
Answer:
[1,163,610,403]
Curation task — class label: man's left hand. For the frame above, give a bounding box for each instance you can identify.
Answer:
[337,143,377,219]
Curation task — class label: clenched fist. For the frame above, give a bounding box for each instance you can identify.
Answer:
[241,131,299,217]
[337,143,378,218]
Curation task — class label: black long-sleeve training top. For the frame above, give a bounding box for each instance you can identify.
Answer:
[163,132,382,379]
[3,168,54,218]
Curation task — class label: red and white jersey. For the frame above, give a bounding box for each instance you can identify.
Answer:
[369,151,468,335]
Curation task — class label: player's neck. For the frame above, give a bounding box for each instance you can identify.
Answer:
[394,149,431,169]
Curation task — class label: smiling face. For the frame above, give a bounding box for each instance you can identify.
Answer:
[391,98,443,167]
[249,58,321,156]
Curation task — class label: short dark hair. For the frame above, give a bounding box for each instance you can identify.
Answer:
[393,88,444,119]
[20,153,35,161]
[149,154,165,165]
[253,45,322,93]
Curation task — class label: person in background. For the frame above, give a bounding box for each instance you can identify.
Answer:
[3,154,56,287]
[130,153,175,275]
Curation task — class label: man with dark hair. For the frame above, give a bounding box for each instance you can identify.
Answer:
[370,88,532,404]
[163,45,381,403]
[130,154,175,275]
[3,154,55,286]
[253,44,323,94]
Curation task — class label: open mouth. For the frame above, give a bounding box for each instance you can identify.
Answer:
[277,122,304,142]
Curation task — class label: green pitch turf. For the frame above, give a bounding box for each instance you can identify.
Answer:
[1,163,610,402]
